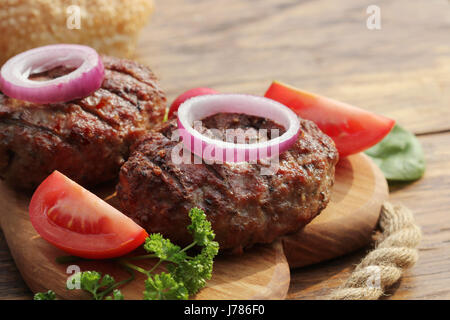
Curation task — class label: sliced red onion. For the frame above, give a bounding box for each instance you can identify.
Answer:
[0,44,104,104]
[177,94,300,163]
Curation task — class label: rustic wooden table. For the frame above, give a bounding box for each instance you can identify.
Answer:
[1,0,449,300]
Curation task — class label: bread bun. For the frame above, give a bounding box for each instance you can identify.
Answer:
[0,0,154,65]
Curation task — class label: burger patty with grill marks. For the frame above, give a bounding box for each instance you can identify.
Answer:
[0,55,166,190]
[117,113,339,253]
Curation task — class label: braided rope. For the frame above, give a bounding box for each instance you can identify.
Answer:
[327,202,422,300]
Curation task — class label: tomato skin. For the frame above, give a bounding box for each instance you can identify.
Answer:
[168,87,218,119]
[29,171,148,259]
[264,81,395,157]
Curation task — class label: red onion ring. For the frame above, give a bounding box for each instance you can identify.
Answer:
[177,94,300,163]
[0,44,104,104]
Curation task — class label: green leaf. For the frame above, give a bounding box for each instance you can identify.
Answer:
[365,124,425,182]
[143,233,187,264]
[169,242,218,295]
[187,207,216,247]
[99,274,116,288]
[141,208,219,298]
[143,272,188,300]
[68,271,124,300]
[105,289,124,300]
[78,271,103,297]
[33,290,56,300]
[170,208,219,295]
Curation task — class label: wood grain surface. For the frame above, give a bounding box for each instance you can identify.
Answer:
[1,0,450,299]
[135,0,450,135]
[282,153,388,268]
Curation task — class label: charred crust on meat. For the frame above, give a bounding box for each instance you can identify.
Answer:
[117,113,339,253]
[0,55,166,189]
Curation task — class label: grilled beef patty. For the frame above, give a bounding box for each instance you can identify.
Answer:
[0,55,166,189]
[117,113,339,253]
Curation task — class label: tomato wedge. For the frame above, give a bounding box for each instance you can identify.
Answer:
[168,87,218,119]
[29,171,148,259]
[264,81,395,157]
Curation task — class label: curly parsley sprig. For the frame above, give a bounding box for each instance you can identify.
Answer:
[66,269,132,300]
[121,207,219,299]
[34,208,218,300]
[33,290,56,300]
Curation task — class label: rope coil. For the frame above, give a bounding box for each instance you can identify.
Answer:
[328,202,422,300]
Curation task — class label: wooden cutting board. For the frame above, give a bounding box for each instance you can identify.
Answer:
[283,153,389,268]
[0,153,387,299]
